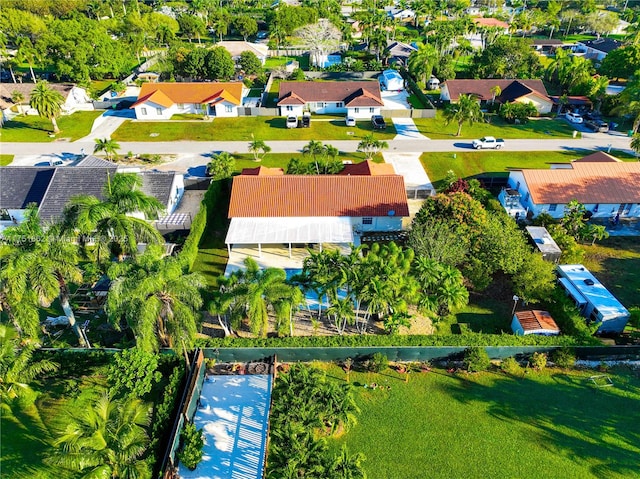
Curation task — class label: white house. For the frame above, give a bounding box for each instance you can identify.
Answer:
[0,83,92,120]
[557,264,629,334]
[380,70,404,91]
[217,41,269,65]
[441,79,553,114]
[576,38,623,62]
[131,82,247,119]
[277,81,384,118]
[502,152,640,219]
[225,167,409,258]
[511,310,560,336]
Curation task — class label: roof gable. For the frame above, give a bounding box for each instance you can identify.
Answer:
[443,79,549,102]
[140,171,177,206]
[277,81,383,106]
[228,175,409,218]
[0,167,55,209]
[132,82,245,108]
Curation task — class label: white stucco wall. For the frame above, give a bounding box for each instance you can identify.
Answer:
[346,106,381,119]
[211,101,240,117]
[515,96,552,114]
[167,175,185,214]
[280,105,304,117]
[353,216,403,232]
[134,101,178,120]
[279,104,380,118]
[440,85,451,101]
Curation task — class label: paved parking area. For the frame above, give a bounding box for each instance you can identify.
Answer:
[391,117,429,140]
[381,90,411,109]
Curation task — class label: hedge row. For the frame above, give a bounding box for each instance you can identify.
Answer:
[195,332,599,348]
[399,68,435,109]
[177,180,222,271]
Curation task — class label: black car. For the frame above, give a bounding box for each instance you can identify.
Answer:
[371,115,386,129]
[301,112,311,128]
[585,119,609,132]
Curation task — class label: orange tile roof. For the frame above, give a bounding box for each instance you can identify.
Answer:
[132,82,244,108]
[241,166,284,176]
[277,81,383,107]
[473,17,509,28]
[228,175,409,218]
[518,160,640,204]
[339,160,396,176]
[515,310,559,332]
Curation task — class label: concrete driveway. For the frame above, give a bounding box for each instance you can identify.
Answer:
[381,90,411,109]
[76,108,135,143]
[391,117,429,140]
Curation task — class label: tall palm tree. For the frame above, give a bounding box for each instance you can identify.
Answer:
[327,297,355,335]
[443,94,484,136]
[408,42,439,85]
[226,257,290,337]
[0,260,40,339]
[93,138,121,161]
[106,252,204,353]
[0,324,58,404]
[273,285,305,337]
[248,135,271,162]
[10,90,25,113]
[62,173,164,261]
[490,85,501,105]
[48,394,151,479]
[357,134,389,159]
[30,81,64,134]
[631,133,640,157]
[589,75,609,113]
[302,140,325,174]
[329,444,367,479]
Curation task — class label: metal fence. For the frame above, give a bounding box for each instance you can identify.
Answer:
[203,346,640,362]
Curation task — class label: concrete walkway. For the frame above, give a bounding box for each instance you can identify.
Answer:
[383,151,433,191]
[75,109,136,143]
[391,117,429,140]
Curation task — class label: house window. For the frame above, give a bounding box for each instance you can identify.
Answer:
[336,102,343,108]
[524,193,530,203]
[177,103,184,109]
[286,105,293,111]
[225,105,233,113]
[141,107,147,115]
[549,204,557,212]
[156,107,162,115]
[354,107,360,114]
[593,204,599,213]
[370,107,375,113]
[362,217,373,225]
[0,209,10,221]
[318,102,325,108]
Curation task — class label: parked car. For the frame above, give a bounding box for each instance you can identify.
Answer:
[585,119,609,132]
[286,116,298,128]
[301,112,311,127]
[471,136,504,149]
[566,112,583,124]
[345,116,356,127]
[256,31,268,39]
[371,115,386,129]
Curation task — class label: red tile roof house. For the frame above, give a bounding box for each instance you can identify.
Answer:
[502,152,640,220]
[277,81,384,119]
[131,82,247,120]
[225,167,409,259]
[440,79,553,114]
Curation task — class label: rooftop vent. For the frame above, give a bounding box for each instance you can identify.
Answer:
[584,279,595,286]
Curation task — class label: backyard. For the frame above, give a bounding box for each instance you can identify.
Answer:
[0,111,102,142]
[413,112,577,139]
[112,116,397,142]
[327,364,640,479]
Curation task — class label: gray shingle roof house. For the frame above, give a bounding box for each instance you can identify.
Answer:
[0,157,184,233]
[577,38,623,61]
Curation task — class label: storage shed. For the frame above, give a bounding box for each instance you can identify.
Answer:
[380,69,404,91]
[512,310,560,336]
[526,226,562,263]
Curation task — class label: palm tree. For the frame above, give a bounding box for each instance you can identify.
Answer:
[93,138,121,161]
[10,90,25,114]
[631,134,640,157]
[273,285,305,337]
[357,134,389,159]
[327,297,355,335]
[30,81,64,134]
[329,444,367,479]
[0,259,40,339]
[106,252,205,353]
[226,257,290,337]
[62,173,164,261]
[443,94,484,136]
[248,135,271,162]
[48,394,151,479]
[408,42,439,85]
[589,75,609,113]
[303,140,325,174]
[0,325,59,404]
[206,151,235,179]
[490,85,501,105]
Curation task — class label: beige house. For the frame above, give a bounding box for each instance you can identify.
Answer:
[440,79,553,114]
[217,41,269,65]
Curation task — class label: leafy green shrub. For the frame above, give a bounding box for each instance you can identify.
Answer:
[369,352,389,373]
[107,348,162,399]
[500,356,524,377]
[629,307,640,329]
[463,347,490,372]
[150,366,185,456]
[178,422,204,471]
[530,352,547,370]
[552,348,576,369]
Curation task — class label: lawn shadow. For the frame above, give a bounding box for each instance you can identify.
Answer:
[265,118,287,129]
[3,118,51,134]
[438,371,640,477]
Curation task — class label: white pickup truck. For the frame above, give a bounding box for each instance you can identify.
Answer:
[472,136,504,149]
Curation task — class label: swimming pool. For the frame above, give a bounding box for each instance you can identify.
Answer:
[285,268,347,311]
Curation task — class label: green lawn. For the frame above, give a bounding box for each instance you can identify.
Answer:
[413,112,576,139]
[0,111,102,142]
[264,55,309,71]
[0,154,14,166]
[582,237,640,309]
[112,116,397,142]
[328,365,640,479]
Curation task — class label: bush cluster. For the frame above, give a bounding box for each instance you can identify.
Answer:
[178,422,204,470]
[500,356,524,377]
[463,347,491,372]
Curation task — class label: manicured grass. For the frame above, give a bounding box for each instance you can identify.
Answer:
[169,113,206,120]
[582,237,640,309]
[328,364,640,479]
[0,111,102,142]
[193,184,230,285]
[112,116,397,142]
[413,112,576,139]
[88,79,115,99]
[0,154,14,166]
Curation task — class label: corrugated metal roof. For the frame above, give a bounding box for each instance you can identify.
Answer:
[514,310,559,332]
[228,175,409,218]
[520,161,640,204]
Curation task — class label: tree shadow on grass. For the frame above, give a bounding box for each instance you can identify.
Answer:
[438,371,640,477]
[3,118,50,133]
